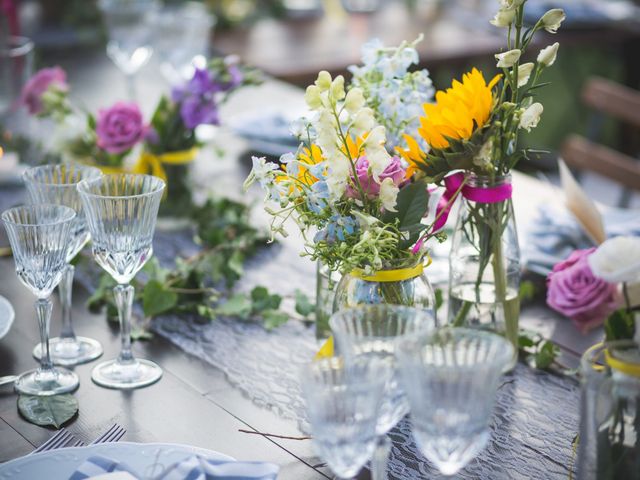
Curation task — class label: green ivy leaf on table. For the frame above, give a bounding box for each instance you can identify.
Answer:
[18,395,78,428]
[518,330,561,370]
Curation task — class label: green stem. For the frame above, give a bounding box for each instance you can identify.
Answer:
[452,301,472,327]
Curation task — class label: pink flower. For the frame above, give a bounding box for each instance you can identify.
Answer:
[21,66,68,114]
[346,156,406,199]
[95,102,148,154]
[546,248,620,332]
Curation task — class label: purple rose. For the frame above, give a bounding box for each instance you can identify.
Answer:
[21,66,68,114]
[95,102,148,154]
[180,96,219,129]
[346,156,406,199]
[546,248,620,332]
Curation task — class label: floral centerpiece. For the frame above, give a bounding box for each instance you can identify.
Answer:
[395,0,566,355]
[245,40,440,336]
[21,57,259,215]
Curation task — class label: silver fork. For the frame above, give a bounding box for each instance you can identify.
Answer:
[89,423,126,445]
[30,429,84,455]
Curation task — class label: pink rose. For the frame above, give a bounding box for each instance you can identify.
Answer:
[21,66,68,114]
[546,248,620,332]
[346,156,406,199]
[95,102,148,154]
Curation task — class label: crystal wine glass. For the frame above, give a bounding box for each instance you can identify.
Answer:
[396,328,514,476]
[329,305,438,480]
[24,164,104,366]
[300,357,385,479]
[2,204,79,395]
[98,0,158,100]
[78,173,164,389]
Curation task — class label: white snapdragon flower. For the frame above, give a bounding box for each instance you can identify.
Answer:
[588,236,640,283]
[330,75,346,101]
[315,70,332,91]
[245,156,278,190]
[540,9,565,34]
[344,88,366,115]
[379,178,399,212]
[517,62,535,87]
[325,157,351,200]
[367,147,392,180]
[351,107,375,135]
[473,138,494,168]
[304,85,322,110]
[537,42,559,67]
[495,49,521,68]
[519,102,543,131]
[490,7,516,27]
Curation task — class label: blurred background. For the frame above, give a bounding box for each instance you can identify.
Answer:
[2,0,640,205]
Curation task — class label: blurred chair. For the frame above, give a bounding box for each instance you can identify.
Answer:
[561,76,640,207]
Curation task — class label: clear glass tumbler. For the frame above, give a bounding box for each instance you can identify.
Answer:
[300,357,385,479]
[24,163,104,366]
[2,204,79,395]
[396,328,513,476]
[78,173,164,389]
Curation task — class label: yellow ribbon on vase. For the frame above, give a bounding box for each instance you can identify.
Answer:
[313,257,432,360]
[132,147,198,183]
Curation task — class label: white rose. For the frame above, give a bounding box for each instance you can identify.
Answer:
[379,178,399,212]
[344,88,366,115]
[517,62,535,87]
[315,71,332,91]
[490,7,516,28]
[495,49,521,69]
[537,42,559,67]
[588,236,640,283]
[540,8,565,34]
[519,102,543,131]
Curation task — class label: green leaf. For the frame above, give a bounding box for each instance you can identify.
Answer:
[519,280,536,303]
[534,341,560,369]
[250,286,282,312]
[227,250,245,278]
[518,332,536,349]
[142,280,178,318]
[130,326,154,341]
[18,394,78,428]
[294,290,315,317]
[262,309,289,330]
[434,288,444,311]
[383,180,430,230]
[142,257,169,283]
[604,309,635,341]
[217,293,252,319]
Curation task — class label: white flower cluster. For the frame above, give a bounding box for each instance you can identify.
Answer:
[348,37,435,150]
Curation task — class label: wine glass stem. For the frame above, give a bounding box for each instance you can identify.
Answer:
[371,434,391,480]
[35,297,53,370]
[125,72,137,101]
[58,264,76,340]
[114,284,135,364]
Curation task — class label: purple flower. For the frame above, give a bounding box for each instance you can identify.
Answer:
[21,66,68,114]
[546,248,620,332]
[96,102,148,154]
[346,156,406,199]
[180,96,219,129]
[227,63,244,89]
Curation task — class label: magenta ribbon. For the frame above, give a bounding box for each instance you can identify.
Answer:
[412,172,513,254]
[1,0,19,36]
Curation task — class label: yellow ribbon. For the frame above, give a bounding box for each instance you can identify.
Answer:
[314,336,334,360]
[350,256,431,283]
[584,342,605,372]
[96,165,128,175]
[133,147,198,183]
[605,347,640,377]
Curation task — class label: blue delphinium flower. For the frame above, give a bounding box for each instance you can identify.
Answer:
[314,214,358,244]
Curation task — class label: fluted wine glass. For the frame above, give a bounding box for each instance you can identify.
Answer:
[396,328,514,476]
[300,357,385,479]
[24,164,103,366]
[78,174,164,389]
[2,204,79,395]
[330,305,438,480]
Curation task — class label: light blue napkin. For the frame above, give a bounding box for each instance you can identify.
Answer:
[69,454,279,480]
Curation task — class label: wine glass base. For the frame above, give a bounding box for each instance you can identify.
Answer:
[15,367,79,396]
[33,337,103,366]
[91,358,162,389]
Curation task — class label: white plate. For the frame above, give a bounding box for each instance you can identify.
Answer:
[0,442,234,480]
[0,295,15,339]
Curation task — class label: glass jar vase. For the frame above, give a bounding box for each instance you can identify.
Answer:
[315,261,340,339]
[577,340,640,480]
[446,173,520,365]
[332,263,436,317]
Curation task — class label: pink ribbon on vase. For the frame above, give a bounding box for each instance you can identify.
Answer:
[412,172,513,254]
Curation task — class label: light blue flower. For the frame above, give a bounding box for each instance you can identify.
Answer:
[314,214,358,244]
[307,181,329,214]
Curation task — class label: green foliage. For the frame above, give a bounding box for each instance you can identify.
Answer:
[519,280,536,303]
[605,310,636,342]
[18,395,78,428]
[86,197,298,336]
[434,288,444,311]
[294,289,315,318]
[518,330,560,370]
[382,179,430,249]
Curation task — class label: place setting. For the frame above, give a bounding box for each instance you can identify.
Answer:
[1,0,640,479]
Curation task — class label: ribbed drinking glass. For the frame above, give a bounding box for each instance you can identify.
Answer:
[396,328,514,476]
[78,174,164,389]
[2,204,78,395]
[300,357,384,479]
[24,163,103,366]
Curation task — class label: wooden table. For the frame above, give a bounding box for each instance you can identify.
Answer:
[0,53,601,478]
